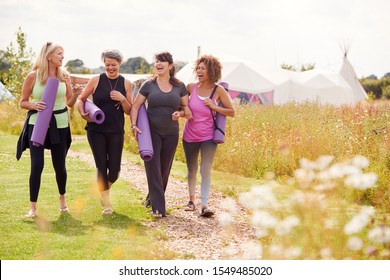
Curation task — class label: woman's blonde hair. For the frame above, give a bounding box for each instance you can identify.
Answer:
[33,42,69,85]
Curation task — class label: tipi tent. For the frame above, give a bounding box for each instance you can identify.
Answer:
[339,54,368,101]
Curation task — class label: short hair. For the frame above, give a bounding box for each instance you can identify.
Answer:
[101,49,123,64]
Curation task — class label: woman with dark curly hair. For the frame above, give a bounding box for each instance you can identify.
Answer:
[182,55,235,217]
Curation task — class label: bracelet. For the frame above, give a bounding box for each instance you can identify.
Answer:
[131,124,136,129]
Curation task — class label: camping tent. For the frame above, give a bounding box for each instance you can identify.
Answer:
[176,58,274,94]
[339,54,368,101]
[262,55,367,106]
[0,81,14,101]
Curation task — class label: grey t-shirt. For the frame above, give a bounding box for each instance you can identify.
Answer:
[139,79,187,135]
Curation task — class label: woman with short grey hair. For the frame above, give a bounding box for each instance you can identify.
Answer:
[77,49,133,215]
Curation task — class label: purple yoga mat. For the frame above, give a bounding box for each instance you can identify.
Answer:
[213,102,226,144]
[136,104,153,161]
[84,99,105,124]
[31,77,59,147]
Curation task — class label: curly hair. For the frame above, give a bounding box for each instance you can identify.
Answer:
[193,55,222,84]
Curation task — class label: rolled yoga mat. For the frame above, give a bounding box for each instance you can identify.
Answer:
[136,104,154,161]
[84,99,105,124]
[31,77,59,147]
[213,102,226,144]
[213,81,228,144]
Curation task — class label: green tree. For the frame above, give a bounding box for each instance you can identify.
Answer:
[2,27,35,104]
[65,59,92,74]
[281,63,315,72]
[0,50,11,83]
[120,57,151,73]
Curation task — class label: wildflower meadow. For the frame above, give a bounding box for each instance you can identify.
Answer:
[0,99,389,260]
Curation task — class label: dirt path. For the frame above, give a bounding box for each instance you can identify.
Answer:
[68,139,255,260]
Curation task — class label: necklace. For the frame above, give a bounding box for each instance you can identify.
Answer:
[107,74,119,93]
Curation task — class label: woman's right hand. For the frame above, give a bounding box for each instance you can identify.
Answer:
[132,126,142,139]
[34,101,46,112]
[81,111,93,122]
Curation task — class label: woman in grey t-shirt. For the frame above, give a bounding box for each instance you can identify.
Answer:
[130,51,191,217]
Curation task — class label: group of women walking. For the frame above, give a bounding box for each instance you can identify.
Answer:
[18,42,235,219]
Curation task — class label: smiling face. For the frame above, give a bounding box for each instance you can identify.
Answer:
[47,47,64,68]
[154,59,170,76]
[196,62,209,82]
[104,57,120,79]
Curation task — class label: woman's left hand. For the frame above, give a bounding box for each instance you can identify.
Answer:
[172,111,181,121]
[204,97,215,109]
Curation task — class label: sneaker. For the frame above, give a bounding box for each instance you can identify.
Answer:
[200,207,214,218]
[184,201,196,211]
[152,210,166,218]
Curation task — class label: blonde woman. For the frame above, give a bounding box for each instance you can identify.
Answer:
[18,42,82,218]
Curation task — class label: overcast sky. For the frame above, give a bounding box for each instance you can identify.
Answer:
[1,0,389,77]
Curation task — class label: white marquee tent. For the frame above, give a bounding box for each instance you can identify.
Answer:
[176,55,274,94]
[177,53,367,106]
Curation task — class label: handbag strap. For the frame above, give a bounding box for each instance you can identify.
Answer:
[208,85,225,135]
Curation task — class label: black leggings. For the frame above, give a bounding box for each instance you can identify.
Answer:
[144,130,179,216]
[28,125,69,202]
[87,130,124,191]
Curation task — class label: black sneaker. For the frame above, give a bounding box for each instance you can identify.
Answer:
[200,207,214,218]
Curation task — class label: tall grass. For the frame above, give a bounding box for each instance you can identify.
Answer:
[2,100,388,209]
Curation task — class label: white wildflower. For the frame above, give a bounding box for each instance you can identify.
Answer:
[328,163,361,179]
[223,244,239,258]
[314,155,335,170]
[284,246,302,259]
[368,226,390,244]
[218,212,234,228]
[269,244,284,258]
[294,168,315,184]
[344,173,378,190]
[344,206,375,235]
[254,227,269,238]
[275,216,300,236]
[352,155,370,169]
[288,190,305,205]
[299,158,316,170]
[314,182,336,191]
[324,219,336,229]
[219,197,238,214]
[250,210,278,228]
[347,236,363,251]
[240,185,279,209]
[241,241,263,259]
[320,248,333,259]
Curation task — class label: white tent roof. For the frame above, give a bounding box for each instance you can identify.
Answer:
[176,59,274,94]
[262,57,367,106]
[339,56,368,101]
